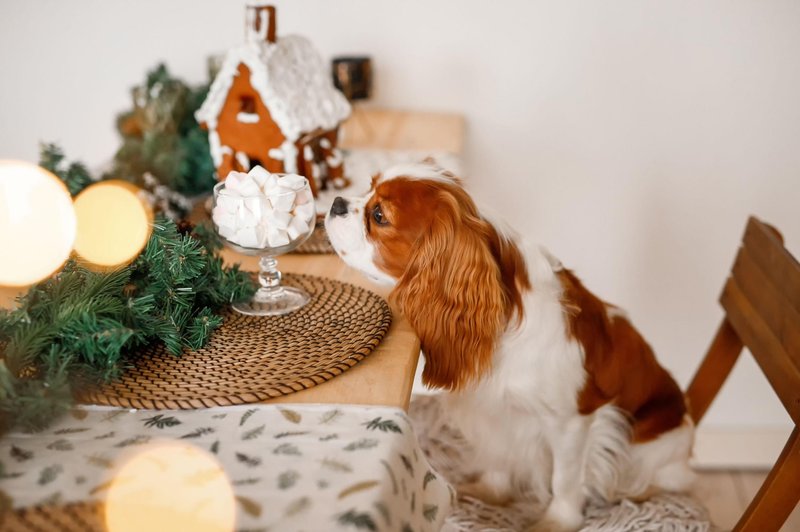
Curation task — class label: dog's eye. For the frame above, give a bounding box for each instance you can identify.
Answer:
[372,205,389,226]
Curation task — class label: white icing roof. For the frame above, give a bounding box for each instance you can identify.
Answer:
[195,35,351,142]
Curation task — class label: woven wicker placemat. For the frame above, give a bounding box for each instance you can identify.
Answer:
[77,273,391,409]
[293,221,335,254]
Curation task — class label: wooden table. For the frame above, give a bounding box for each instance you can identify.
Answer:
[221,249,421,410]
[0,252,421,411]
[1,107,463,411]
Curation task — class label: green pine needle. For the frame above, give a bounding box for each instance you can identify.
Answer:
[0,216,256,433]
[107,63,216,196]
[39,143,93,195]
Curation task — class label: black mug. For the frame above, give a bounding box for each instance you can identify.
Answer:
[332,56,372,101]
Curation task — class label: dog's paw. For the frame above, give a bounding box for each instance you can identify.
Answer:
[528,502,584,532]
[527,516,581,532]
[623,485,659,504]
[457,480,513,507]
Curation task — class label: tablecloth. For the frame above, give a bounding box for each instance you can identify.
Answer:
[1,403,453,531]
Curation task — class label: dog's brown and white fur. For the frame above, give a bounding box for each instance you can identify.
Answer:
[325,163,694,531]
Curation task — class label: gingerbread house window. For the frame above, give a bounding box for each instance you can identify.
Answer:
[239,95,256,114]
[237,95,260,124]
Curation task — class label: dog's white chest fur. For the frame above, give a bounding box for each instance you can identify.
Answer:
[445,246,589,485]
[464,247,585,410]
[442,244,694,526]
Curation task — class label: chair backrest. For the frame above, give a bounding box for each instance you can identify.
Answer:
[686,216,800,532]
[338,108,466,154]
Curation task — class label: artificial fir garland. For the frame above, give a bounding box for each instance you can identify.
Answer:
[41,61,217,214]
[39,143,193,220]
[39,143,94,196]
[0,220,256,434]
[108,63,217,197]
[0,62,242,434]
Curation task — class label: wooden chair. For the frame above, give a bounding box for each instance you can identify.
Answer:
[686,216,800,531]
[339,107,465,154]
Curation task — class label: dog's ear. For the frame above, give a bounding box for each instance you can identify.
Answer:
[369,173,381,191]
[390,193,507,390]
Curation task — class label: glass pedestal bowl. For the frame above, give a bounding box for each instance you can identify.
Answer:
[212,178,315,316]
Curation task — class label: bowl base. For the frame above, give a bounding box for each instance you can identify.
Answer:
[232,286,311,316]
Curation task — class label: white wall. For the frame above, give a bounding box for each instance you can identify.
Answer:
[1,0,798,431]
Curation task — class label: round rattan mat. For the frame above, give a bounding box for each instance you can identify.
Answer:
[294,221,335,254]
[77,273,391,409]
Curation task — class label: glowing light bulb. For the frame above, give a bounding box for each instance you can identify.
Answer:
[0,160,77,287]
[105,441,236,532]
[73,180,153,268]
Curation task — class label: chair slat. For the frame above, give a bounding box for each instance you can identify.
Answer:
[685,320,743,424]
[731,245,800,371]
[742,217,800,315]
[721,277,800,425]
[734,426,800,531]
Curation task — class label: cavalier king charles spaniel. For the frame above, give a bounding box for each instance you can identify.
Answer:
[325,163,694,531]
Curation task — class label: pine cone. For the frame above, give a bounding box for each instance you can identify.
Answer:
[176,219,195,236]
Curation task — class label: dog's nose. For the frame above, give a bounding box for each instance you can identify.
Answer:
[330,197,349,217]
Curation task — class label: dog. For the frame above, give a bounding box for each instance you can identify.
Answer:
[325,163,694,531]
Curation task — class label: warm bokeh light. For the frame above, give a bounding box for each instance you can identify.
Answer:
[105,441,236,532]
[0,160,77,287]
[73,180,153,268]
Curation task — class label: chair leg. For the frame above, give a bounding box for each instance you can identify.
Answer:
[734,426,800,531]
[685,319,744,424]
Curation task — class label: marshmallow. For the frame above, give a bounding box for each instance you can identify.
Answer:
[234,226,260,248]
[295,188,312,205]
[266,209,292,230]
[235,205,260,228]
[242,196,264,218]
[213,167,316,249]
[271,187,296,211]
[217,224,236,241]
[294,202,316,223]
[261,174,279,193]
[279,173,307,191]
[237,177,261,197]
[287,214,311,241]
[223,171,248,193]
[248,165,271,187]
[258,225,270,248]
[215,194,239,213]
[212,205,235,229]
[267,227,290,247]
[224,170,261,196]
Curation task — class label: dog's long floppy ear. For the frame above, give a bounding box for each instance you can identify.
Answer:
[390,193,507,390]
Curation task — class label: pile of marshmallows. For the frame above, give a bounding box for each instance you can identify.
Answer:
[212,167,315,249]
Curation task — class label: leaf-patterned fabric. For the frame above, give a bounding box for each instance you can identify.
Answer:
[0,404,453,531]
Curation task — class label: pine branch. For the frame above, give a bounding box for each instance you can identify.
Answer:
[190,221,223,253]
[184,308,223,350]
[109,63,215,196]
[4,323,56,376]
[0,216,256,433]
[38,143,93,196]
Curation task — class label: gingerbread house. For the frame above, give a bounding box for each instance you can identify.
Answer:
[195,5,351,196]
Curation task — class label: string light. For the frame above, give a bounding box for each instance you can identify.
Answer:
[73,180,153,268]
[105,441,236,532]
[0,160,77,287]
